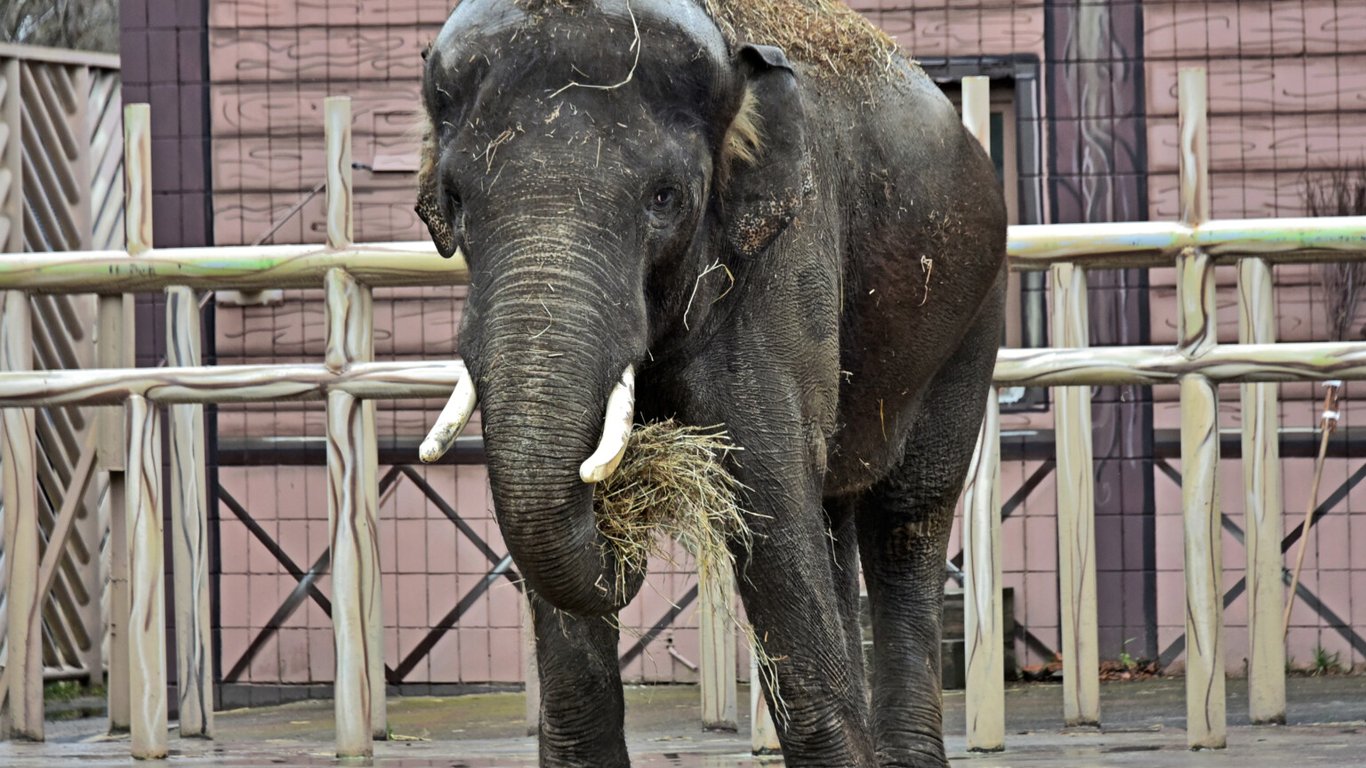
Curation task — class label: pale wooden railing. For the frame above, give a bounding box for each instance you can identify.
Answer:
[0,41,122,697]
[0,68,1362,759]
[963,68,1366,753]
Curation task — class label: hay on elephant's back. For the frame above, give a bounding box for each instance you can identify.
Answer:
[593,420,751,593]
[703,0,902,78]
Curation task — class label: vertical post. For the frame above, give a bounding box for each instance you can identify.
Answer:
[1178,67,1225,750]
[104,102,150,734]
[750,652,781,755]
[323,96,385,754]
[1051,261,1100,727]
[0,77,26,730]
[521,594,539,736]
[325,95,354,251]
[961,75,990,149]
[699,567,738,731]
[102,388,132,734]
[71,66,93,251]
[325,384,381,758]
[1238,258,1285,724]
[962,391,1004,750]
[0,58,21,252]
[1179,375,1224,749]
[166,285,214,737]
[1176,68,1215,358]
[125,395,167,759]
[105,459,130,734]
[1,290,42,741]
[76,447,104,691]
[960,75,1009,749]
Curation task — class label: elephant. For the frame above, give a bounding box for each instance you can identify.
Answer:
[414,0,1007,765]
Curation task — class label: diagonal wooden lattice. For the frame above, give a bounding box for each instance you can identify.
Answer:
[1153,458,1366,666]
[218,465,526,686]
[0,44,122,684]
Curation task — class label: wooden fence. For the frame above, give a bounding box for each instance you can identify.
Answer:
[0,67,1364,759]
[0,42,122,691]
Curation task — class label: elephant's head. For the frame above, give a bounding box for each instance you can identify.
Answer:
[417,0,810,615]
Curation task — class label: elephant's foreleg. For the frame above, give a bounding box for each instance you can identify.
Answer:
[529,591,629,767]
[732,476,876,767]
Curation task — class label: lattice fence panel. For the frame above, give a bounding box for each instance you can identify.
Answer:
[0,45,120,681]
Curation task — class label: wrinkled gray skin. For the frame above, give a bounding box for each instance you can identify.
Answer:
[418,1,1006,765]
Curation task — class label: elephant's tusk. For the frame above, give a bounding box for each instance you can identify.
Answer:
[419,367,478,463]
[580,365,635,484]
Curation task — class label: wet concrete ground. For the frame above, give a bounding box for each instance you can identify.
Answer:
[3,676,1364,766]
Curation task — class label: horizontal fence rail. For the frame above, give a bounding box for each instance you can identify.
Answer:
[995,342,1366,386]
[1,338,1365,410]
[1007,216,1366,269]
[0,242,459,292]
[2,217,1364,292]
[0,66,1364,759]
[0,361,466,406]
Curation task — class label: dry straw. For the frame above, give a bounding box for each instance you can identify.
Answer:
[592,420,790,718]
[703,0,902,79]
[593,419,751,595]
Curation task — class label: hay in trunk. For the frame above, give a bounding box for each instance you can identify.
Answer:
[592,419,792,720]
[593,419,751,597]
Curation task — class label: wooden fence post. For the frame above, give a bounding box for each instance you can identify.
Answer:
[750,652,781,755]
[166,285,213,737]
[700,567,738,731]
[1051,260,1100,727]
[959,77,1009,750]
[521,594,539,736]
[0,58,21,252]
[963,389,1004,750]
[324,89,385,759]
[1238,257,1286,724]
[104,102,151,735]
[1,289,42,741]
[125,394,167,759]
[1177,67,1226,751]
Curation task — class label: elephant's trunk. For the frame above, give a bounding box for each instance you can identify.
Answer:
[469,236,645,616]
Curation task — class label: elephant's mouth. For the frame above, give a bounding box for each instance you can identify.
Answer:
[419,365,748,616]
[419,363,637,482]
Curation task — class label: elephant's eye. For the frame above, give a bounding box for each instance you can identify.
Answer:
[646,184,684,227]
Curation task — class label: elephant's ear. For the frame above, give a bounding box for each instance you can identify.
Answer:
[718,44,812,258]
[416,127,459,259]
